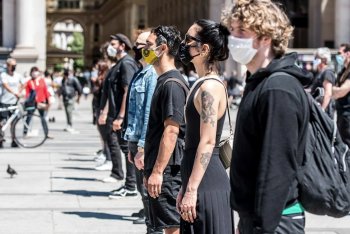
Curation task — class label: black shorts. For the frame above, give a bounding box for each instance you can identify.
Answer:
[0,103,14,120]
[147,165,181,230]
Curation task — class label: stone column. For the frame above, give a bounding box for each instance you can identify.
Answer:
[11,0,46,74]
[335,0,350,47]
[2,0,16,48]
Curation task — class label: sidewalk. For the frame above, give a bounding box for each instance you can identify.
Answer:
[0,96,349,234]
[0,96,145,234]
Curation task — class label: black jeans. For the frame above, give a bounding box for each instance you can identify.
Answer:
[97,115,111,161]
[238,213,305,234]
[337,114,350,148]
[106,119,136,189]
[128,142,162,234]
[0,103,15,142]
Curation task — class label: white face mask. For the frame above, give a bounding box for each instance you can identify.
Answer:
[107,44,117,57]
[228,35,257,65]
[313,58,321,71]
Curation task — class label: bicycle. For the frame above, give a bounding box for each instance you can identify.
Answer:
[0,103,48,148]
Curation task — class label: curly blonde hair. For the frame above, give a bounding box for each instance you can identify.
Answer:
[222,0,294,57]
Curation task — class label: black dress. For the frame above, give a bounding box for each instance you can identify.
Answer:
[180,79,234,234]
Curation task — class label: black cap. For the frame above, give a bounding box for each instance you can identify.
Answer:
[110,33,132,51]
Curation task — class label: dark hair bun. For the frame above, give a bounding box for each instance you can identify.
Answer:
[195,19,230,62]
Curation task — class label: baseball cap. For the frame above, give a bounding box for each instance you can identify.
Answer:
[110,33,132,51]
[135,31,150,49]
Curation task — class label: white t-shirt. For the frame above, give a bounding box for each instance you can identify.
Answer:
[0,72,24,104]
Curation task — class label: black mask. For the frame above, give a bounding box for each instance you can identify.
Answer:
[10,65,16,72]
[133,46,143,61]
[178,43,200,66]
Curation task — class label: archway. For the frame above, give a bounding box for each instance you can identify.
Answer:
[47,19,85,72]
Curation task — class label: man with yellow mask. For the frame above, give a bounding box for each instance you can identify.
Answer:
[143,26,188,234]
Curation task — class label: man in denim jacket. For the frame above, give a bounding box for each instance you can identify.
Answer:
[122,31,160,234]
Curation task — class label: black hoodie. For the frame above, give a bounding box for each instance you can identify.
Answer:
[230,53,313,233]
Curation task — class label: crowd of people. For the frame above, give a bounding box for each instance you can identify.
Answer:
[2,0,350,233]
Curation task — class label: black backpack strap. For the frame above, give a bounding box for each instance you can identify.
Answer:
[163,78,190,94]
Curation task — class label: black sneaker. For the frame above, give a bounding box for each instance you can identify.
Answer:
[110,185,125,195]
[11,141,19,148]
[131,209,144,218]
[109,187,137,199]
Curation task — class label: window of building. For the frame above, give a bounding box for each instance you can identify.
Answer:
[94,23,99,42]
[58,0,81,9]
[274,0,308,48]
[138,5,145,29]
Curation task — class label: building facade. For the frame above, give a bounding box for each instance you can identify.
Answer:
[0,0,350,75]
[0,0,46,75]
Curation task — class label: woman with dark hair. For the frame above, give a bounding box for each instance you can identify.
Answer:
[25,66,50,137]
[177,19,234,234]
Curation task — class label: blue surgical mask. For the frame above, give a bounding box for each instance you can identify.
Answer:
[336,54,344,67]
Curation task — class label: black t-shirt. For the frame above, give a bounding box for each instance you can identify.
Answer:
[311,69,336,93]
[336,67,350,115]
[144,69,187,175]
[311,69,336,118]
[100,55,139,119]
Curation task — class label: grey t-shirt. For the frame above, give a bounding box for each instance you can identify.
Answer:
[0,72,24,105]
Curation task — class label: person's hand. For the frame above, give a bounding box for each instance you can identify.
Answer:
[127,151,133,164]
[98,114,107,125]
[176,188,183,213]
[147,172,163,198]
[112,119,123,131]
[180,190,197,223]
[134,151,144,170]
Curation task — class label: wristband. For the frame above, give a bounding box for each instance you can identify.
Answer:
[116,115,124,120]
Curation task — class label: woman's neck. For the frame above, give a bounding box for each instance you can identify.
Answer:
[194,64,218,78]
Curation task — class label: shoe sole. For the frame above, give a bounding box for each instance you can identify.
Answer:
[108,194,138,199]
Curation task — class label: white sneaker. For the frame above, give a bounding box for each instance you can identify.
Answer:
[101,176,118,183]
[95,161,112,171]
[94,153,106,162]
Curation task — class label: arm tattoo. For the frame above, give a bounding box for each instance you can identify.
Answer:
[201,91,216,127]
[200,152,211,170]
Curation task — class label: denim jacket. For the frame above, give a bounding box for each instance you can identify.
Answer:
[124,65,157,147]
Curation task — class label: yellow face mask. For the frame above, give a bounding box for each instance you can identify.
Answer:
[141,47,160,65]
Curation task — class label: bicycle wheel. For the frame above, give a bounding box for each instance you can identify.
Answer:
[12,113,48,148]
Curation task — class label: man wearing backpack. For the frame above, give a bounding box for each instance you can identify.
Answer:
[142,26,187,234]
[222,0,313,233]
[333,43,350,147]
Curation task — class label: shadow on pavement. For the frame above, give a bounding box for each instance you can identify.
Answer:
[68,153,93,156]
[58,166,95,171]
[51,176,98,181]
[62,211,135,221]
[63,158,95,162]
[51,189,110,197]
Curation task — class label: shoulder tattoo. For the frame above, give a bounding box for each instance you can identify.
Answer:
[200,152,211,170]
[201,91,216,127]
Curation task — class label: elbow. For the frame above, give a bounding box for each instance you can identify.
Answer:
[200,138,216,149]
